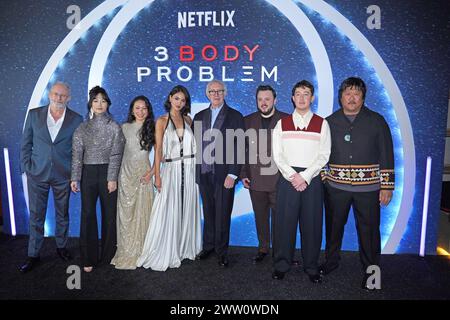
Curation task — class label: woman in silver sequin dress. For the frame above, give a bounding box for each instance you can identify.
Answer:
[111,96,155,270]
[71,86,125,273]
[137,85,202,271]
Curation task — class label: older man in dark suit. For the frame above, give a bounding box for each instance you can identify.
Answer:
[19,82,83,272]
[193,79,245,267]
[240,85,288,263]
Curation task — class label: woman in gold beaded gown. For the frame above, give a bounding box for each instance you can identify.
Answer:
[111,96,155,269]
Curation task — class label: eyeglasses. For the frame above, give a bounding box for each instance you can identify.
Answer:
[208,89,225,95]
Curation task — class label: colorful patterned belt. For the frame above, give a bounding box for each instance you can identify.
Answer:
[324,164,394,189]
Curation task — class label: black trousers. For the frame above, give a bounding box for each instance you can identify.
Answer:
[323,184,381,272]
[249,189,277,254]
[198,172,235,257]
[273,171,323,275]
[80,164,117,267]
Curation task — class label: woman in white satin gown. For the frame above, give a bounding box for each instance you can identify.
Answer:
[137,85,202,271]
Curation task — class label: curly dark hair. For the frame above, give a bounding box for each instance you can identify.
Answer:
[127,95,155,151]
[163,85,191,116]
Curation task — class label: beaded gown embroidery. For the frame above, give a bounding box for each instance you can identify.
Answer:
[111,122,154,269]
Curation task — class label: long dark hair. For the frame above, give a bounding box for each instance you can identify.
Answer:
[163,85,191,116]
[127,95,155,151]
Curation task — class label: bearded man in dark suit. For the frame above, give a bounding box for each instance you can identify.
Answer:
[240,85,288,264]
[19,82,83,272]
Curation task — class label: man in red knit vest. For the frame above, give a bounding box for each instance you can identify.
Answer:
[271,80,331,283]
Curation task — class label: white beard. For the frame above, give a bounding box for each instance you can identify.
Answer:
[50,99,66,109]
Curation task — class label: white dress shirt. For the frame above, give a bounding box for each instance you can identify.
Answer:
[47,106,66,142]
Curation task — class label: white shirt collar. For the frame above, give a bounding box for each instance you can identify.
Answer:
[47,105,66,124]
[47,106,66,142]
[293,109,313,130]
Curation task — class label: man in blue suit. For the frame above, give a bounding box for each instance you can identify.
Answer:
[193,79,245,267]
[19,82,83,273]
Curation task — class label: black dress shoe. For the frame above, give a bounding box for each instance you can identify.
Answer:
[252,251,268,264]
[318,264,338,275]
[56,248,72,261]
[19,257,40,273]
[272,270,285,280]
[218,256,229,267]
[291,259,300,267]
[308,274,323,284]
[196,249,214,260]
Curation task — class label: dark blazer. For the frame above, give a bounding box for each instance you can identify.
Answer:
[20,105,83,182]
[193,102,245,185]
[240,109,288,192]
